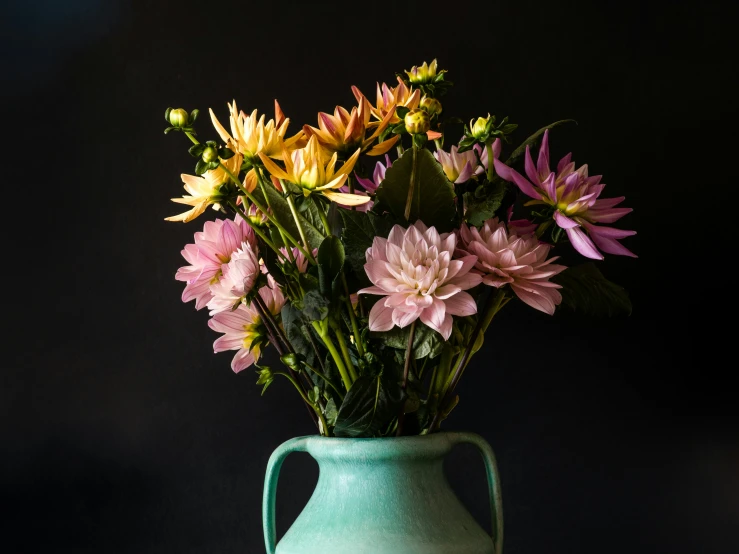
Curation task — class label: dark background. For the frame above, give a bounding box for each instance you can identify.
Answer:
[1,0,735,552]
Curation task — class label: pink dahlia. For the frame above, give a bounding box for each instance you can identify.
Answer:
[457,218,567,315]
[493,130,636,260]
[206,242,260,315]
[434,140,498,184]
[358,222,482,340]
[208,278,286,373]
[175,217,255,310]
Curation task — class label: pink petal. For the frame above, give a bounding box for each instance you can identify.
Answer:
[443,291,478,317]
[553,211,580,229]
[494,159,542,200]
[368,301,395,331]
[566,226,604,260]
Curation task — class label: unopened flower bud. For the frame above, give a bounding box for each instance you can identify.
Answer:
[470,115,491,140]
[420,96,442,116]
[405,59,439,84]
[168,108,189,128]
[202,145,219,163]
[280,353,300,370]
[404,109,430,135]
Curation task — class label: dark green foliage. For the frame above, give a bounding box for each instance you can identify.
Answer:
[553,263,632,317]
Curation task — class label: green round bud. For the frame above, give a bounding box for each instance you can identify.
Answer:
[470,115,490,140]
[202,146,219,163]
[168,108,189,128]
[420,96,442,116]
[404,109,431,135]
[280,353,300,369]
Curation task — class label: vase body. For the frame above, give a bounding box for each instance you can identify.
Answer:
[263,432,503,554]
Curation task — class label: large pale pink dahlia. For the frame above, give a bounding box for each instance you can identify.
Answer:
[206,242,260,315]
[493,130,636,260]
[457,218,567,315]
[208,278,286,373]
[358,222,482,340]
[175,217,255,310]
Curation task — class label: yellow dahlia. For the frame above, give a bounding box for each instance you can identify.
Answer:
[353,76,421,125]
[258,135,369,206]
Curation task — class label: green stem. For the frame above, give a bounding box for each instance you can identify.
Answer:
[429,288,507,433]
[286,194,318,264]
[255,168,293,262]
[341,273,365,357]
[219,163,314,263]
[227,201,282,257]
[486,142,494,181]
[185,132,199,145]
[332,323,358,382]
[277,372,329,436]
[404,143,419,221]
[302,361,344,400]
[316,203,331,236]
[396,319,417,437]
[313,322,353,391]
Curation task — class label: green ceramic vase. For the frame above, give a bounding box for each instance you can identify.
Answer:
[263,432,503,554]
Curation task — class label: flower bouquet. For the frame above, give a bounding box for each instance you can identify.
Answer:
[163,59,636,439]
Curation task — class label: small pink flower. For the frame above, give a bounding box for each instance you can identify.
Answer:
[457,218,567,315]
[207,242,260,315]
[358,222,482,340]
[354,155,392,193]
[279,246,317,273]
[434,141,497,184]
[175,217,255,310]
[208,278,286,373]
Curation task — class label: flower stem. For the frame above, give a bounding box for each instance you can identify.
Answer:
[276,372,328,436]
[219,163,314,264]
[313,321,353,391]
[341,272,365,357]
[485,142,495,181]
[396,320,417,437]
[302,361,344,401]
[255,168,293,262]
[316,203,331,236]
[185,132,199,146]
[332,323,358,382]
[227,201,282,258]
[286,194,318,264]
[428,288,507,433]
[404,143,419,221]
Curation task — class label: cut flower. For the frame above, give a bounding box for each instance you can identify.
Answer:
[457,218,567,315]
[358,222,482,340]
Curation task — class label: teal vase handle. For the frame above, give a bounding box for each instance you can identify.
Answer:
[447,432,504,554]
[263,436,310,554]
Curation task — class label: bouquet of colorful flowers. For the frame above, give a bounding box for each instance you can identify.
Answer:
[163,59,636,437]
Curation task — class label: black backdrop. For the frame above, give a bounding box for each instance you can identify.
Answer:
[2,1,735,553]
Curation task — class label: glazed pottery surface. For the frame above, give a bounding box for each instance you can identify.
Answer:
[263,432,503,554]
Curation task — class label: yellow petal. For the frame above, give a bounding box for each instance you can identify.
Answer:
[365,135,400,156]
[258,152,290,181]
[209,107,233,144]
[244,168,258,193]
[314,174,348,191]
[322,190,372,205]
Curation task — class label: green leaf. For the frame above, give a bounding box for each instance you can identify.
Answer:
[317,236,344,297]
[505,119,577,167]
[372,322,443,360]
[302,290,331,321]
[339,209,397,280]
[374,148,456,232]
[252,186,325,250]
[552,263,632,317]
[464,179,507,227]
[324,398,338,426]
[188,109,199,125]
[218,147,235,160]
[395,106,410,120]
[334,374,405,437]
[195,159,208,175]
